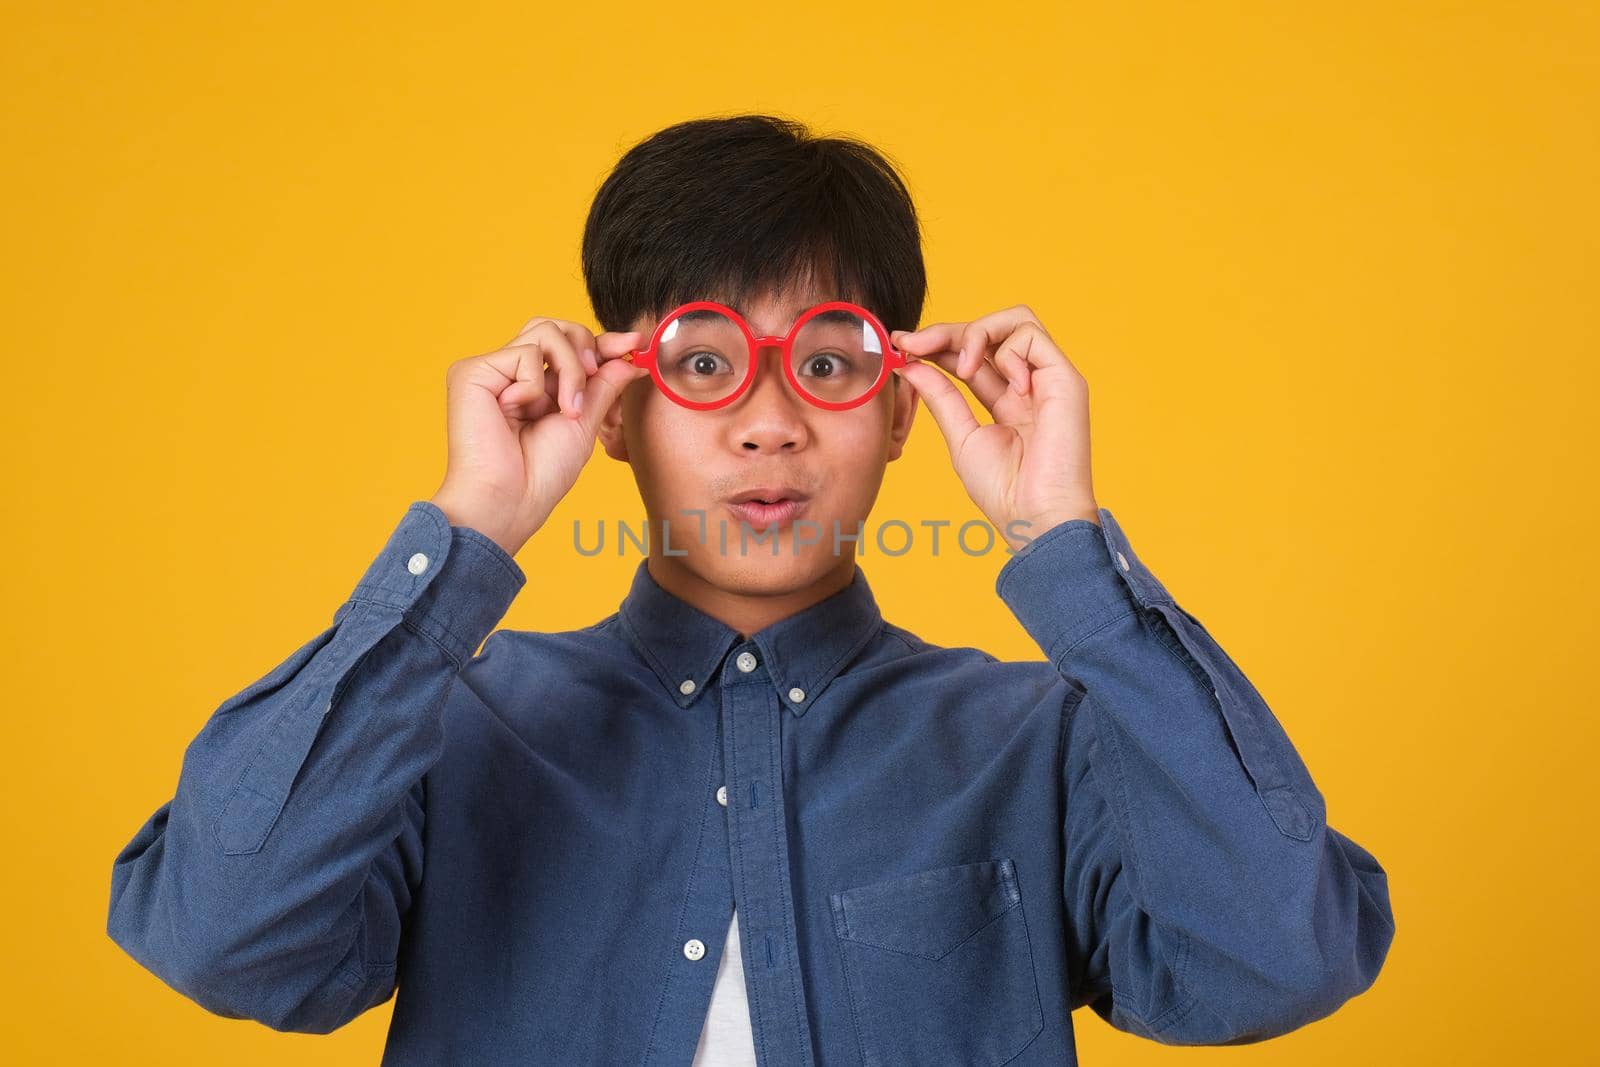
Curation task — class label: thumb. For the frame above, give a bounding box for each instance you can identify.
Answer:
[894,362,979,459]
[576,356,647,437]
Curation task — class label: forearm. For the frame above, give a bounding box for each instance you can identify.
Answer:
[106,500,526,1031]
[1001,510,1395,1042]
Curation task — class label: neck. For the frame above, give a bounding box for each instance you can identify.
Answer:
[645,552,856,641]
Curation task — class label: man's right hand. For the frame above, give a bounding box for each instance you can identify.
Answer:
[428,314,650,557]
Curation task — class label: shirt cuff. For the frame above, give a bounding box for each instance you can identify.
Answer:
[995,507,1173,667]
[347,500,527,667]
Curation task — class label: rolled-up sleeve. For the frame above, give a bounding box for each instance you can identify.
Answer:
[997,509,1395,1044]
[107,500,525,1033]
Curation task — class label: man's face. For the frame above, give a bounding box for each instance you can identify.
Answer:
[599,286,919,598]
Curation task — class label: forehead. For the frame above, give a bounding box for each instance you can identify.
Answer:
[724,291,843,329]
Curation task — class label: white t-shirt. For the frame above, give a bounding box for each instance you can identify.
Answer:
[691,909,757,1064]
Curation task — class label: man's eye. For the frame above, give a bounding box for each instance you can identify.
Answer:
[679,351,732,375]
[800,352,850,377]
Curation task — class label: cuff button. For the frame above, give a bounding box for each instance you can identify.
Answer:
[407,552,430,575]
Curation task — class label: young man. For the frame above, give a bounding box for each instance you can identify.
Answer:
[107,115,1395,1065]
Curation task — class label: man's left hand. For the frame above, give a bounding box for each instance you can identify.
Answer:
[890,304,1100,552]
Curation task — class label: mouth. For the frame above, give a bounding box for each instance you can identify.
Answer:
[723,486,811,530]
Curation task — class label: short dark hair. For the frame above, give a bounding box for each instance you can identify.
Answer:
[581,113,927,341]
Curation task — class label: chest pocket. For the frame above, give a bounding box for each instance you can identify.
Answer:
[829,858,1044,1066]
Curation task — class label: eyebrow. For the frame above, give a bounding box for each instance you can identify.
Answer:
[677,305,808,330]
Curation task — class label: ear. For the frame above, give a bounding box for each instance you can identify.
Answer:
[885,375,918,462]
[598,378,636,462]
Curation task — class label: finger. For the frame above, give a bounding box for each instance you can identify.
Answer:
[476,341,545,401]
[894,325,1018,409]
[916,349,1011,412]
[892,322,967,363]
[907,310,1028,379]
[490,333,581,419]
[497,380,556,424]
[1001,321,1080,381]
[895,321,1030,397]
[520,321,587,418]
[509,316,600,375]
[567,322,601,374]
[445,353,521,457]
[507,314,557,348]
[953,307,1039,371]
[992,345,1032,395]
[495,347,558,416]
[892,360,981,460]
[483,343,551,423]
[956,307,1073,377]
[594,330,645,363]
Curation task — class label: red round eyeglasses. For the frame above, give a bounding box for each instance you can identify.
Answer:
[623,300,910,411]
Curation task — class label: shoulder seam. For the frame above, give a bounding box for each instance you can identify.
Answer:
[882,626,921,654]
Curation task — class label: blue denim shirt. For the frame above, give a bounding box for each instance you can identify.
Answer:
[107,500,1395,1064]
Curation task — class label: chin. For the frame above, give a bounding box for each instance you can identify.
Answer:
[694,546,841,596]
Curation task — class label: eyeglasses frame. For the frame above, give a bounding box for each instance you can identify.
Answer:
[623,299,910,411]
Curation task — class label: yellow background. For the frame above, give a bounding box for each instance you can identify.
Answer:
[5,1,1595,1062]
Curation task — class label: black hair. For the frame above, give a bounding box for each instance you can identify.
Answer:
[581,113,927,344]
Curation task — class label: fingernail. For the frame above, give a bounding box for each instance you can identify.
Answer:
[572,390,585,415]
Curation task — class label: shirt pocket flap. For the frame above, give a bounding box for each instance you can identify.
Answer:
[830,858,1021,961]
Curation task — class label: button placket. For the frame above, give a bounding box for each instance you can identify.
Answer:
[640,704,738,1066]
[719,645,817,1061]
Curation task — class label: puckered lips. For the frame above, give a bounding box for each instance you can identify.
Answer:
[723,485,811,529]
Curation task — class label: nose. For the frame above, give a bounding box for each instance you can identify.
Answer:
[730,345,809,453]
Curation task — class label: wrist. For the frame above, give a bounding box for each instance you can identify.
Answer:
[1005,504,1101,552]
[428,492,530,558]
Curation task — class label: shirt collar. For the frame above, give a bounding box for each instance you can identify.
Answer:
[617,559,885,717]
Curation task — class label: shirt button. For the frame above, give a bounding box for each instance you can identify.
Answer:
[679,679,696,695]
[683,938,706,961]
[716,785,728,806]
[787,687,805,703]
[736,651,758,673]
[407,552,430,575]
[1116,551,1130,571]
